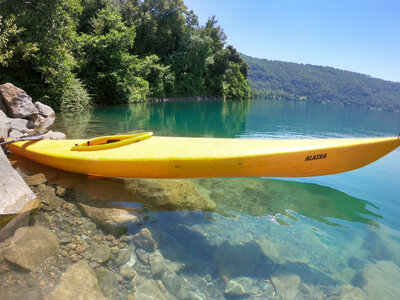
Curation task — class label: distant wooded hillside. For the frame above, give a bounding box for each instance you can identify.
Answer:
[241,53,400,112]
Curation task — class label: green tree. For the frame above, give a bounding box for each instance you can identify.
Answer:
[223,63,253,99]
[78,7,148,104]
[170,31,212,97]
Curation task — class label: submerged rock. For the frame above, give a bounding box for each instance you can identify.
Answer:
[224,277,253,296]
[361,260,400,299]
[87,242,111,264]
[1,225,59,271]
[161,269,184,296]
[25,173,47,187]
[78,203,139,236]
[95,266,122,299]
[213,240,267,278]
[336,284,369,300]
[47,260,106,300]
[363,231,393,261]
[120,264,137,279]
[271,274,301,300]
[149,250,167,277]
[130,179,216,211]
[133,228,157,252]
[31,184,63,211]
[115,248,131,266]
[134,278,176,300]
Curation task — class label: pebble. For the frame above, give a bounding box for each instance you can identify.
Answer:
[65,243,77,251]
[111,247,120,254]
[56,185,66,196]
[75,244,88,254]
[71,255,82,262]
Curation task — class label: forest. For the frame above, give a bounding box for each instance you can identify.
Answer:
[241,54,400,112]
[0,0,252,111]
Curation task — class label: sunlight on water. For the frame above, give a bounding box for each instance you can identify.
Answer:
[3,99,399,299]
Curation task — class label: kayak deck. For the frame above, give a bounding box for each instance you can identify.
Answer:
[7,135,400,178]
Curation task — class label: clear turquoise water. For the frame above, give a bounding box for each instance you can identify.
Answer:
[52,99,400,298]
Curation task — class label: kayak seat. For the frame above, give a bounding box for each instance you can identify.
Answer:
[71,132,153,151]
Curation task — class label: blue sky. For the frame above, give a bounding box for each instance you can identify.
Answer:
[184,0,400,82]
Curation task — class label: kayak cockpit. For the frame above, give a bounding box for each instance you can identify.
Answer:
[71,132,153,151]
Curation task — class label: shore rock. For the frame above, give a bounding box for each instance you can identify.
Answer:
[78,203,139,236]
[133,228,157,252]
[361,260,400,299]
[34,101,55,117]
[9,129,24,138]
[0,149,37,216]
[0,83,39,119]
[1,225,59,271]
[42,130,66,140]
[48,260,106,300]
[131,179,216,211]
[8,117,28,133]
[0,111,10,142]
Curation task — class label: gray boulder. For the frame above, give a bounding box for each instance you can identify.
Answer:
[0,149,37,216]
[34,101,55,117]
[0,83,38,119]
[42,130,66,140]
[8,117,28,133]
[0,111,10,142]
[47,260,106,300]
[1,225,59,271]
[9,129,24,138]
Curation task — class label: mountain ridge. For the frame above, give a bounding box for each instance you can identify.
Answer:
[241,53,400,112]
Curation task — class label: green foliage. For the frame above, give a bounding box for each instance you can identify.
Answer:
[78,7,148,104]
[223,63,253,100]
[0,0,252,111]
[0,15,21,66]
[0,0,90,110]
[169,31,212,97]
[241,53,400,112]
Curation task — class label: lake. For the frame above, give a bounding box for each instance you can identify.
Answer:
[8,99,400,299]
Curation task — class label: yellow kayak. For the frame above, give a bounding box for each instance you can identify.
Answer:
[7,133,400,178]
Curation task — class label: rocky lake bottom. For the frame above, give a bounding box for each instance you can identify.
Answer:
[1,153,400,300]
